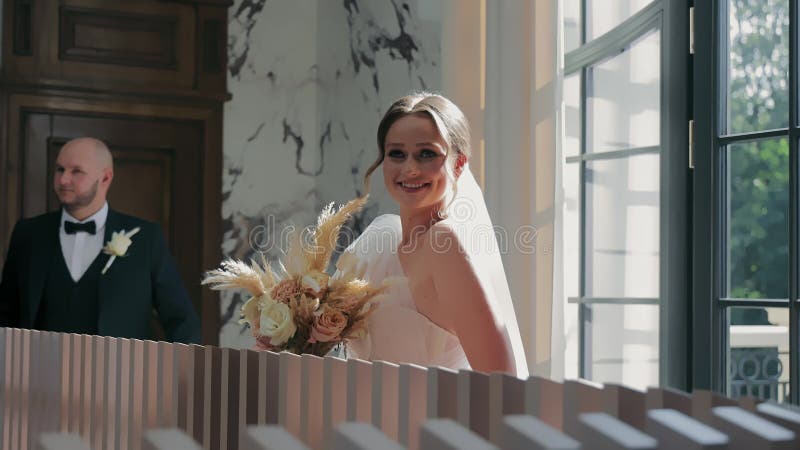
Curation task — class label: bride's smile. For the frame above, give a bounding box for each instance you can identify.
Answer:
[397,181,430,192]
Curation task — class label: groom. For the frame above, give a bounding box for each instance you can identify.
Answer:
[0,137,201,343]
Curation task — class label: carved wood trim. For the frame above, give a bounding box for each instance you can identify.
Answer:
[58,6,179,70]
[13,0,33,56]
[201,18,223,74]
[195,5,227,93]
[0,79,232,104]
[161,0,234,6]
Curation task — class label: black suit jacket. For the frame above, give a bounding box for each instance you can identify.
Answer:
[0,209,201,343]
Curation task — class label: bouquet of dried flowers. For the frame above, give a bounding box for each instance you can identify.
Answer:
[202,196,389,356]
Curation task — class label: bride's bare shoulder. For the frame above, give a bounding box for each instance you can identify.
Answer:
[422,221,472,265]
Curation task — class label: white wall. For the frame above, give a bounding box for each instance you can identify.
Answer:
[221,0,442,348]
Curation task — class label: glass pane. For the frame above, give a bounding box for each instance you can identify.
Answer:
[726,0,789,134]
[726,138,789,299]
[564,302,580,379]
[564,0,582,53]
[563,160,580,381]
[727,307,789,402]
[564,162,580,298]
[586,154,659,298]
[588,30,660,154]
[564,73,581,158]
[589,303,659,390]
[587,0,652,41]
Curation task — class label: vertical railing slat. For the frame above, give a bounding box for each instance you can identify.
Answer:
[346,359,373,423]
[133,339,148,450]
[300,354,324,449]
[81,334,93,442]
[426,366,458,421]
[322,356,348,441]
[398,363,427,450]
[524,376,563,430]
[457,369,490,439]
[92,335,106,450]
[645,387,692,416]
[372,360,400,441]
[278,352,302,438]
[106,336,119,450]
[562,379,603,435]
[602,384,646,430]
[487,373,524,444]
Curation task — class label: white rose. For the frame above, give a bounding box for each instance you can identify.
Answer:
[101,227,140,275]
[258,300,297,346]
[106,232,133,256]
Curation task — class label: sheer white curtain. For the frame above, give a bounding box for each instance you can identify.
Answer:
[534,0,568,380]
[485,0,562,377]
[442,0,563,378]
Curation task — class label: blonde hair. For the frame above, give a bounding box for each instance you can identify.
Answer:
[363,92,471,196]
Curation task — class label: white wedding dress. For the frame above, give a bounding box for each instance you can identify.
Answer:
[344,214,471,369]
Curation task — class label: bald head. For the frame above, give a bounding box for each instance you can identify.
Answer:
[60,137,114,171]
[54,137,114,220]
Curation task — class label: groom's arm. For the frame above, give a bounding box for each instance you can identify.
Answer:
[0,222,23,327]
[148,223,201,344]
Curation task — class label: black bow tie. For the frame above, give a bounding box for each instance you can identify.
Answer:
[64,220,96,235]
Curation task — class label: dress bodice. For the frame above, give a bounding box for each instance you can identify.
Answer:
[344,215,471,370]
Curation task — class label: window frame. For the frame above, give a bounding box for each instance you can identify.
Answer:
[564,0,690,388]
[692,0,800,402]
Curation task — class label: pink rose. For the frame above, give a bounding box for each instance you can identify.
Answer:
[309,307,347,343]
[270,278,301,303]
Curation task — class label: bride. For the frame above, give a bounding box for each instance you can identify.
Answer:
[343,92,528,377]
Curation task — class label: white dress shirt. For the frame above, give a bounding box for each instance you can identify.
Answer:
[59,202,109,282]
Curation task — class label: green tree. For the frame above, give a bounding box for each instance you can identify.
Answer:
[727,0,790,303]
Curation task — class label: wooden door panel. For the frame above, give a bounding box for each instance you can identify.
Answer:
[107,148,174,232]
[22,113,51,218]
[53,1,196,90]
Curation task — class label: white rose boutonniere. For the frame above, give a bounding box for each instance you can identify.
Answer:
[101,227,141,274]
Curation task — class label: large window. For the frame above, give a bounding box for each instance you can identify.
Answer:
[694,0,798,403]
[562,0,689,390]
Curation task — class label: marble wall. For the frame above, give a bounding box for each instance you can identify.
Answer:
[220,0,442,347]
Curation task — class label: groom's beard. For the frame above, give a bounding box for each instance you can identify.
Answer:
[61,179,99,213]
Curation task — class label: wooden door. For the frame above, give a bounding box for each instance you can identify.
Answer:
[1,0,228,344]
[21,111,206,336]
